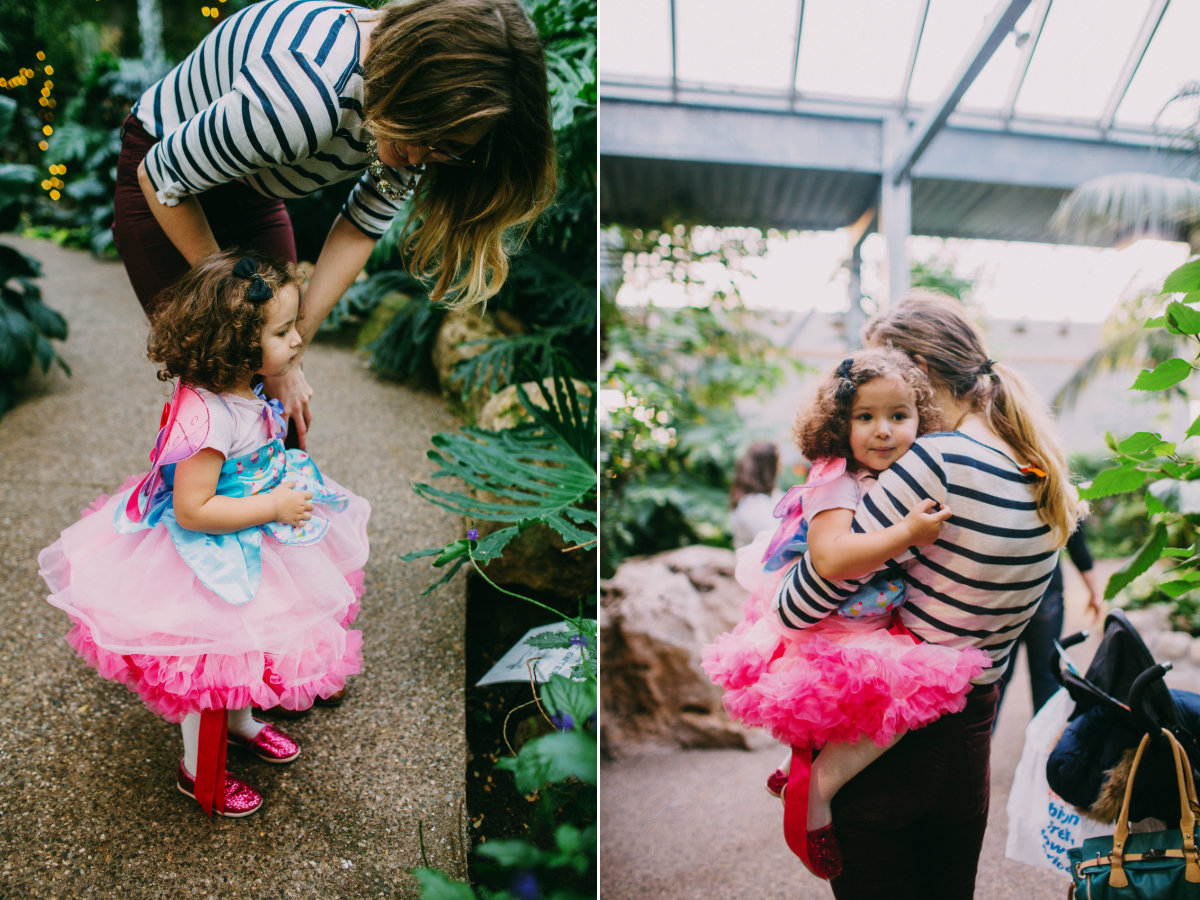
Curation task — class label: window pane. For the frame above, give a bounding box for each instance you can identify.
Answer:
[1115,1,1200,129]
[1014,0,1153,122]
[599,0,673,80]
[795,0,924,101]
[676,0,798,90]
[907,0,998,106]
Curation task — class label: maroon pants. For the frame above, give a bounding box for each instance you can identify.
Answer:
[829,681,1000,900]
[112,114,297,316]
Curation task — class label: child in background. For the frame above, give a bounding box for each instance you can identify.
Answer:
[39,250,369,817]
[703,349,992,879]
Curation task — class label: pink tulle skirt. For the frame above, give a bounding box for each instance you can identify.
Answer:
[38,473,370,722]
[702,533,992,748]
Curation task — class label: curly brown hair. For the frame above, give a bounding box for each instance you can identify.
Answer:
[793,348,941,471]
[147,249,300,393]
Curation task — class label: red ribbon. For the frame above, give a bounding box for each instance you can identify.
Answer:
[783,745,813,868]
[194,708,228,817]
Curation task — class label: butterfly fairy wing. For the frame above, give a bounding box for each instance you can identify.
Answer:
[124,383,211,522]
[761,458,847,565]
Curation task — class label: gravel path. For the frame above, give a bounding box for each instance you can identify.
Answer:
[0,237,468,899]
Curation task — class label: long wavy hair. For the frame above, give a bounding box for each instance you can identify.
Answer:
[147,249,299,393]
[362,0,557,309]
[730,441,779,508]
[862,290,1083,546]
[793,348,941,472]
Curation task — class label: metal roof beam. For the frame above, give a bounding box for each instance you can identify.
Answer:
[1099,0,1169,133]
[788,0,805,109]
[669,0,678,101]
[898,0,930,109]
[1000,0,1050,122]
[888,0,1032,185]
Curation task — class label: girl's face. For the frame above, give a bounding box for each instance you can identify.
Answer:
[847,375,920,473]
[377,122,493,169]
[257,285,302,379]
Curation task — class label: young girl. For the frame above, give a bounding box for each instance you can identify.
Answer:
[39,250,369,818]
[703,349,993,879]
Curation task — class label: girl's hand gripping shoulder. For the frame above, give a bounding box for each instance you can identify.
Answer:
[173,449,313,533]
[901,499,952,547]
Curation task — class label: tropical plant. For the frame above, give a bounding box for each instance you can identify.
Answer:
[1076,254,1200,632]
[403,372,596,900]
[0,95,70,419]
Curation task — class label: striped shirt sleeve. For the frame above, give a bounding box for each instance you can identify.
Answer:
[142,47,340,207]
[341,172,409,239]
[773,444,947,630]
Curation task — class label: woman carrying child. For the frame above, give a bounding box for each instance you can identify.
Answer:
[39,250,369,817]
[775,292,1082,898]
[704,347,993,878]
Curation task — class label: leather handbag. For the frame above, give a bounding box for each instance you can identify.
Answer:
[1068,728,1200,897]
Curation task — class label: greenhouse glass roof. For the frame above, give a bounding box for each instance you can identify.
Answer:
[600,0,1200,143]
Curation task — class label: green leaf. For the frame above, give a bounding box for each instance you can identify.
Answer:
[1078,465,1147,499]
[1167,301,1200,335]
[1149,478,1200,515]
[21,299,67,340]
[412,423,596,546]
[1164,259,1200,294]
[1105,523,1168,600]
[399,547,446,562]
[412,868,479,900]
[1164,546,1197,558]
[0,244,42,281]
[1145,316,1167,330]
[1151,442,1177,458]
[1145,492,1169,515]
[1159,580,1196,598]
[1118,432,1162,454]
[473,839,543,868]
[540,673,597,726]
[0,96,14,145]
[501,730,598,794]
[1131,358,1193,392]
[1105,431,1119,451]
[1187,415,1200,439]
[433,539,470,567]
[416,557,467,597]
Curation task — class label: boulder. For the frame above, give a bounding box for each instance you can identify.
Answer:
[600,545,767,757]
[432,309,526,423]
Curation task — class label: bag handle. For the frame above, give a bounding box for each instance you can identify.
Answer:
[1109,728,1200,887]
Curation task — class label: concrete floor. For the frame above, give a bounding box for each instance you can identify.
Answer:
[600,562,1121,899]
[0,237,468,899]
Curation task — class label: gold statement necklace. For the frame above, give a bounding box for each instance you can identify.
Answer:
[366,138,421,201]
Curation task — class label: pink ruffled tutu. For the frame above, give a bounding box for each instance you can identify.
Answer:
[39,473,369,723]
[702,532,992,748]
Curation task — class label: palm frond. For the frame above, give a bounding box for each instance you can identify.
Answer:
[1050,173,1200,246]
[1054,321,1186,410]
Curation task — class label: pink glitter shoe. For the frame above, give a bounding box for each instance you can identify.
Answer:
[805,823,844,880]
[176,761,262,817]
[766,768,788,799]
[227,721,301,763]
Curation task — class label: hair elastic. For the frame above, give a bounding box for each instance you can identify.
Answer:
[834,357,857,403]
[977,358,996,376]
[232,257,273,304]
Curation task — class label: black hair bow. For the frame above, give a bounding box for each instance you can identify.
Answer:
[834,357,857,403]
[232,256,273,304]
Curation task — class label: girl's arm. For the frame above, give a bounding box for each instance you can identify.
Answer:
[807,499,952,581]
[260,214,377,450]
[172,449,314,534]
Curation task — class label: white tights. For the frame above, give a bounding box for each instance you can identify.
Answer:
[180,706,265,776]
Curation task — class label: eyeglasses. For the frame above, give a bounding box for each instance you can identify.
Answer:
[427,131,493,168]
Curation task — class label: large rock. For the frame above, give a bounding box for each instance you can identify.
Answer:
[601,546,767,757]
[431,309,511,422]
[471,378,597,599]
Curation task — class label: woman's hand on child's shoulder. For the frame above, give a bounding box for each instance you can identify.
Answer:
[902,499,952,546]
[270,481,314,526]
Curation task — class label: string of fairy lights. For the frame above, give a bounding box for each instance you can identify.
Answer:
[0,3,227,203]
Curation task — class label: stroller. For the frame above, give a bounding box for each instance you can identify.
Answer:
[1046,609,1200,824]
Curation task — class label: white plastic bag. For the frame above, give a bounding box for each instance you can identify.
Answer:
[1005,688,1114,873]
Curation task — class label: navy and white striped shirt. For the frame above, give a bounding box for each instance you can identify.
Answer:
[774,432,1061,684]
[132,0,415,239]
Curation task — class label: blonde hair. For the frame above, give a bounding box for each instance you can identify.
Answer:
[793,348,941,471]
[862,291,1083,546]
[362,0,557,309]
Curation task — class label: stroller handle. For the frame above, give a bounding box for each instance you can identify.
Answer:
[1050,631,1090,687]
[1129,662,1173,735]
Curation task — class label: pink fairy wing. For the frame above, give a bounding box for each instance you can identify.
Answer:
[762,458,847,562]
[124,383,211,522]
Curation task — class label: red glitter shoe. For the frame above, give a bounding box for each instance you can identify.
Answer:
[804,823,844,880]
[176,761,262,817]
[766,768,788,799]
[227,721,301,763]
